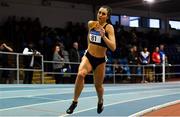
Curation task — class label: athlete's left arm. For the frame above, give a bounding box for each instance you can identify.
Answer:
[102,24,116,51]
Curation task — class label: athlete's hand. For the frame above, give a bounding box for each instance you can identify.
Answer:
[94,22,100,30]
[94,23,104,37]
[99,27,105,38]
[93,21,105,37]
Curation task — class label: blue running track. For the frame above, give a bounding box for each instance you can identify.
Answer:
[0,82,180,116]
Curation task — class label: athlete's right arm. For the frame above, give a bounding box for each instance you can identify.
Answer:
[87,30,90,45]
[87,21,97,45]
[88,20,98,29]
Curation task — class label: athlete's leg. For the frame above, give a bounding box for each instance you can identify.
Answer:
[73,56,92,102]
[93,62,106,113]
[66,56,92,114]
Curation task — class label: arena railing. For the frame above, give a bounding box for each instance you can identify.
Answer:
[0,51,180,84]
[0,51,44,84]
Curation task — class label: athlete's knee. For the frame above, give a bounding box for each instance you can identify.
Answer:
[94,82,103,89]
[77,70,87,79]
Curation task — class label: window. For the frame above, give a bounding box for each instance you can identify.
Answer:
[110,15,119,25]
[169,20,180,30]
[120,15,140,27]
[112,14,161,29]
[149,19,160,28]
[129,17,140,27]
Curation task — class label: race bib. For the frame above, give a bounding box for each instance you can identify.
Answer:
[89,30,101,43]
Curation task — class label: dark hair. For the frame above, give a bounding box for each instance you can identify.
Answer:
[100,5,112,24]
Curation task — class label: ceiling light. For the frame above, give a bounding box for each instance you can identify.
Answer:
[143,0,155,3]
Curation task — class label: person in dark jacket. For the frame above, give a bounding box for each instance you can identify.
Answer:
[69,42,80,83]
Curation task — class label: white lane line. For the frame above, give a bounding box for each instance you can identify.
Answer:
[1,83,180,92]
[129,100,180,117]
[0,94,98,112]
[0,84,74,88]
[0,87,162,99]
[0,87,97,99]
[25,96,60,101]
[59,92,180,117]
[0,87,138,99]
[1,84,180,99]
[0,88,72,93]
[0,88,180,112]
[0,82,180,91]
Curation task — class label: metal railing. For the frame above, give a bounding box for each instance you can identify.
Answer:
[0,51,180,84]
[0,51,43,84]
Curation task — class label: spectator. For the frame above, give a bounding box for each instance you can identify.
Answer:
[152,46,161,82]
[0,43,13,84]
[159,44,166,63]
[113,59,123,83]
[139,46,150,82]
[22,42,40,84]
[139,47,150,65]
[152,46,161,64]
[59,42,70,73]
[127,45,139,82]
[53,44,64,84]
[69,42,80,83]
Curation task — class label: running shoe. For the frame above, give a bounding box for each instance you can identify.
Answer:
[66,101,77,114]
[97,100,104,114]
